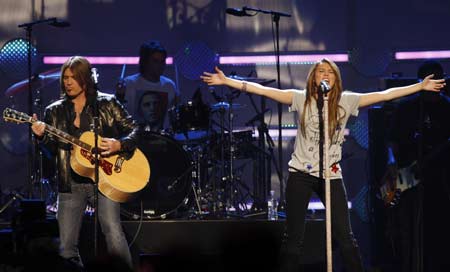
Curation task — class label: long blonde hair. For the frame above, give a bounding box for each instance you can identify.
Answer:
[300,58,345,141]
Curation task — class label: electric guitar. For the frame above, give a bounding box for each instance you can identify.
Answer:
[3,107,150,203]
[380,138,449,206]
[380,162,419,206]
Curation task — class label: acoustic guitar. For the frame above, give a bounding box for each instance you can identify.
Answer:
[3,107,150,203]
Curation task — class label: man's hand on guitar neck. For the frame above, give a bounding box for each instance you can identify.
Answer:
[31,113,46,138]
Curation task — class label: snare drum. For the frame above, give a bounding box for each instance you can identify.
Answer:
[169,102,210,142]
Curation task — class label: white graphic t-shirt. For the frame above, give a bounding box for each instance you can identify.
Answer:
[288,90,360,179]
[124,73,178,131]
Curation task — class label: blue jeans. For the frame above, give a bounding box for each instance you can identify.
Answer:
[279,171,364,272]
[57,183,132,267]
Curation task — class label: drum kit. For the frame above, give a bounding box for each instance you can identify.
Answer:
[123,75,277,220]
[123,85,266,220]
[3,70,275,220]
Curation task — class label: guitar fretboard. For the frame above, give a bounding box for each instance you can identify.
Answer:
[44,124,92,151]
[3,108,92,151]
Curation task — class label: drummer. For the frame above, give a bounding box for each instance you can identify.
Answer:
[116,40,180,132]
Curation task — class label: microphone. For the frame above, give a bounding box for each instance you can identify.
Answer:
[245,108,270,126]
[226,7,250,17]
[48,17,71,27]
[91,68,99,85]
[320,80,331,93]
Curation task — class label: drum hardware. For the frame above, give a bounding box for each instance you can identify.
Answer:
[184,143,213,218]
[242,85,283,215]
[206,86,256,218]
[201,76,278,218]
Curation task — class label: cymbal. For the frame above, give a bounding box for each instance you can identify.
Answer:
[212,101,246,110]
[5,68,60,97]
[229,74,276,85]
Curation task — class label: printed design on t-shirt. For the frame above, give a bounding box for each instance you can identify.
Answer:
[301,162,341,174]
[135,90,168,129]
[330,163,340,174]
[304,108,345,169]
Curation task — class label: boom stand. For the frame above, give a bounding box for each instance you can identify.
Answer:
[18,18,67,199]
[18,19,44,198]
[243,6,291,207]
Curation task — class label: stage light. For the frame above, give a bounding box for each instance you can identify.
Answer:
[219,53,349,65]
[42,53,347,66]
[0,38,38,80]
[395,50,450,60]
[43,56,173,65]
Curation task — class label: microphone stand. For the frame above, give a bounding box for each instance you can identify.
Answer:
[91,68,100,258]
[18,17,68,199]
[243,6,291,207]
[317,85,333,272]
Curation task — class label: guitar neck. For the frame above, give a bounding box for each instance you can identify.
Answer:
[3,107,92,151]
[31,119,92,151]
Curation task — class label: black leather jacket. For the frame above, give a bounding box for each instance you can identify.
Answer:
[40,92,138,193]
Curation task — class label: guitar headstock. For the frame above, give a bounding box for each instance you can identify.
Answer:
[3,108,33,124]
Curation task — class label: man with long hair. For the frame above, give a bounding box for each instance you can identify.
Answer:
[201,59,445,272]
[31,56,137,269]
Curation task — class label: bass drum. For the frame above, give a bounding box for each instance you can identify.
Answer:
[121,131,192,219]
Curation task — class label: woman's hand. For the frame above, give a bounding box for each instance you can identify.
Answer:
[421,74,446,92]
[201,66,227,86]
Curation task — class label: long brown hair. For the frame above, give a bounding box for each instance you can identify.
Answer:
[300,58,345,141]
[60,56,96,98]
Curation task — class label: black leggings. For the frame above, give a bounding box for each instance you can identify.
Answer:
[280,171,364,272]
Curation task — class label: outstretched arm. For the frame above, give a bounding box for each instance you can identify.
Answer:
[358,74,445,108]
[201,66,297,105]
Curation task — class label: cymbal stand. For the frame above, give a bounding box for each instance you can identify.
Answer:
[33,86,45,200]
[225,90,256,216]
[187,144,205,217]
[225,91,237,213]
[217,104,226,215]
[208,91,240,217]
